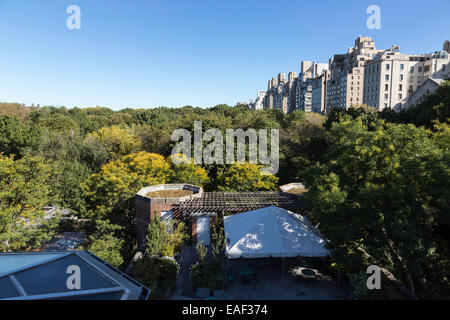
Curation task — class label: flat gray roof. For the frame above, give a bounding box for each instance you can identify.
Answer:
[0,251,150,300]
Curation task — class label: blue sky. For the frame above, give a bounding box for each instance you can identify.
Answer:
[0,0,449,110]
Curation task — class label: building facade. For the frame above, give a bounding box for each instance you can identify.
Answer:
[363,48,450,110]
[296,61,328,112]
[311,70,331,113]
[249,90,266,110]
[250,37,449,114]
[327,36,383,111]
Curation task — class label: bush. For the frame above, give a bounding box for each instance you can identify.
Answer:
[86,235,124,268]
[131,256,179,299]
[190,258,225,290]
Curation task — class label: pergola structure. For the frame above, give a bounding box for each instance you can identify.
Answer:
[172,191,305,220]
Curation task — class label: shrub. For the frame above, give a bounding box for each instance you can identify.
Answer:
[131,256,179,299]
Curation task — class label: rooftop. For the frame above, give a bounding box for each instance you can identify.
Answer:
[0,251,150,300]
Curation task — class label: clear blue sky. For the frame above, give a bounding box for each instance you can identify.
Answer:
[0,0,449,110]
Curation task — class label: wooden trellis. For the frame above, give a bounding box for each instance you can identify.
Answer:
[172,191,305,220]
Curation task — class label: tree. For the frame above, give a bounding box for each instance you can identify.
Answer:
[86,235,124,268]
[146,213,188,257]
[146,214,169,257]
[169,154,210,186]
[47,161,90,215]
[135,124,172,156]
[279,112,327,183]
[216,163,278,191]
[80,135,109,171]
[87,126,141,161]
[83,151,171,222]
[0,154,59,251]
[0,114,36,157]
[130,256,179,299]
[302,118,449,299]
[81,219,125,268]
[394,80,450,128]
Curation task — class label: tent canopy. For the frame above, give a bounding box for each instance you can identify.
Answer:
[224,206,330,259]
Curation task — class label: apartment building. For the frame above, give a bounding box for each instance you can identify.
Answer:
[444,40,450,53]
[287,71,298,113]
[263,72,297,113]
[251,36,449,114]
[363,47,450,110]
[327,36,383,110]
[311,70,331,113]
[249,91,266,110]
[296,61,328,112]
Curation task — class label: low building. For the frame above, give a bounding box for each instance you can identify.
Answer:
[135,184,203,248]
[403,78,445,110]
[135,184,305,249]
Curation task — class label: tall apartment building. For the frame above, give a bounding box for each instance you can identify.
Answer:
[251,36,449,115]
[311,70,331,113]
[444,40,450,53]
[249,91,266,110]
[327,36,383,110]
[286,71,298,113]
[296,61,328,112]
[363,47,450,110]
[263,72,297,113]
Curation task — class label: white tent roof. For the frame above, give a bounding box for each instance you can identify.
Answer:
[224,206,330,259]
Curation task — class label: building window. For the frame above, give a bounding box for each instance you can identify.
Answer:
[400,64,404,71]
[399,84,403,91]
[384,103,388,108]
[418,66,422,72]
[400,74,404,81]
[399,94,403,100]
[410,76,414,82]
[385,84,389,91]
[386,64,390,71]
[418,76,422,83]
[384,94,388,100]
[410,67,414,73]
[385,74,389,80]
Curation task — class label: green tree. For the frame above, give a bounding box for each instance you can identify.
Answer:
[146,213,188,257]
[0,154,59,251]
[130,256,179,299]
[303,118,449,299]
[86,235,124,268]
[146,214,169,257]
[0,114,36,157]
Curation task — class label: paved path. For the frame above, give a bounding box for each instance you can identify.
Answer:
[174,245,197,298]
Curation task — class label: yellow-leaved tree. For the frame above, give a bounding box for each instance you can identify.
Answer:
[87,126,141,161]
[216,162,278,191]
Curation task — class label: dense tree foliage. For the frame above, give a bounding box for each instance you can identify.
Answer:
[216,163,279,191]
[0,81,448,298]
[0,154,60,251]
[303,117,449,299]
[131,256,179,299]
